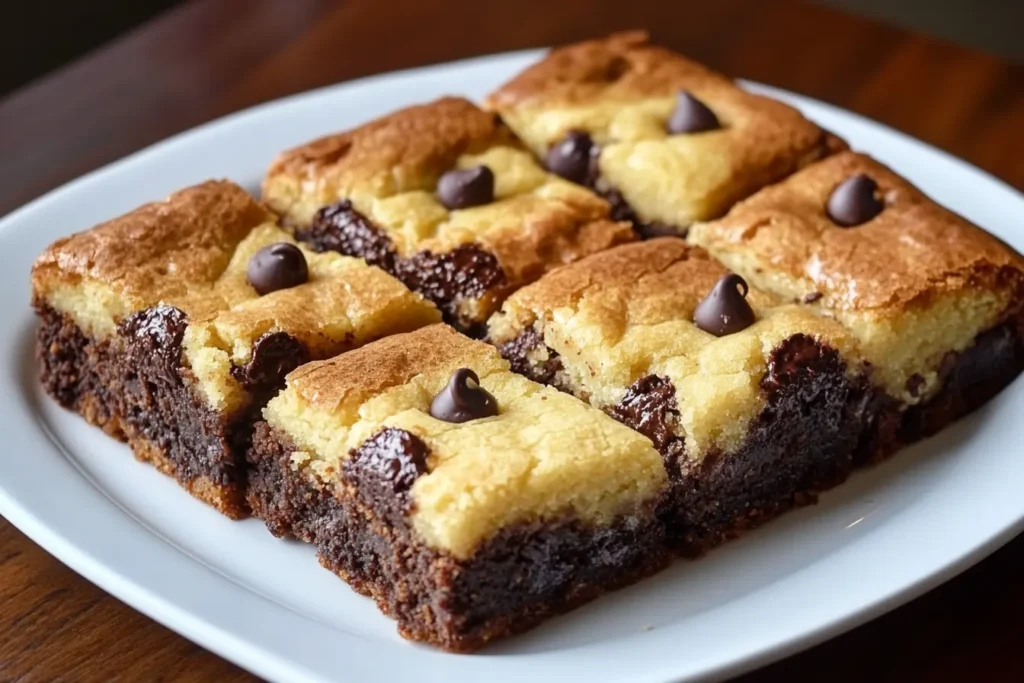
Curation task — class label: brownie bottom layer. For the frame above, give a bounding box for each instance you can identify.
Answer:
[863,317,1024,463]
[36,304,250,518]
[246,422,669,652]
[37,304,125,439]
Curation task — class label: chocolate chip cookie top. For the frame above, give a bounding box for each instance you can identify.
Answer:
[689,151,1024,315]
[689,151,1024,401]
[262,97,634,307]
[265,324,666,559]
[32,180,274,333]
[488,240,860,459]
[484,32,845,229]
[265,97,516,217]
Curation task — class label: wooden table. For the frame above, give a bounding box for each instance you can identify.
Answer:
[1,1,1021,680]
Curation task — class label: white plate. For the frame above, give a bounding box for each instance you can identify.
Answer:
[1,49,1022,683]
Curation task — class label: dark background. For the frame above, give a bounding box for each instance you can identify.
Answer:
[4,0,1023,97]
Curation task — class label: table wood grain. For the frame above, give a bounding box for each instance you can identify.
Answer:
[1,0,1022,680]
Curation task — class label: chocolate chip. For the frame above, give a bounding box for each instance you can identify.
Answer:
[803,291,824,303]
[826,174,883,227]
[230,332,309,393]
[344,427,431,502]
[302,200,396,271]
[429,368,499,423]
[437,166,495,210]
[693,273,757,336]
[546,131,598,185]
[119,304,188,371]
[667,91,719,135]
[246,243,309,295]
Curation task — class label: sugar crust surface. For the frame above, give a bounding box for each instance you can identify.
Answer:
[263,324,666,560]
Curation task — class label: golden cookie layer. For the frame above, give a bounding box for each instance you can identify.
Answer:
[32,181,273,338]
[264,324,666,559]
[488,240,862,458]
[262,97,634,303]
[485,32,844,229]
[688,152,1024,402]
[32,181,441,413]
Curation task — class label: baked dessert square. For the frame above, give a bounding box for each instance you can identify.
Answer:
[246,323,669,651]
[688,151,1024,455]
[484,31,845,237]
[488,239,870,552]
[33,180,440,517]
[262,96,635,334]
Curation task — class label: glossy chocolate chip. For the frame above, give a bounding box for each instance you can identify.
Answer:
[667,91,719,134]
[437,165,495,210]
[826,174,883,227]
[429,368,499,423]
[246,242,309,295]
[546,131,597,184]
[693,273,756,336]
[230,331,309,392]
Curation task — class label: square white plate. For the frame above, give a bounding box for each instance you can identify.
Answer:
[1,49,1022,683]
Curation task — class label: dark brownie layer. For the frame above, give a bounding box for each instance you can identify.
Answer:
[499,330,868,554]
[115,305,252,517]
[669,335,868,554]
[37,302,314,519]
[298,200,507,334]
[863,316,1024,463]
[603,335,866,554]
[247,422,669,652]
[36,304,124,439]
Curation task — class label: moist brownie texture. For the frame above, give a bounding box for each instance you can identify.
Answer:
[247,324,669,650]
[484,32,845,236]
[489,240,870,551]
[688,152,1024,441]
[262,96,634,333]
[33,181,440,517]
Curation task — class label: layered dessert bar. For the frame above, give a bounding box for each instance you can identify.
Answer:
[689,151,1024,455]
[33,180,440,517]
[246,324,669,650]
[262,96,635,334]
[485,31,845,237]
[488,239,870,552]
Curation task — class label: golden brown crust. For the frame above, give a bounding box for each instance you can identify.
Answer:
[689,151,1024,314]
[286,323,499,412]
[493,239,728,328]
[31,180,274,310]
[486,31,731,109]
[263,97,519,221]
[484,33,845,229]
[261,98,635,324]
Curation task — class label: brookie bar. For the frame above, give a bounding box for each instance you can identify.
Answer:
[246,324,669,650]
[33,181,439,517]
[484,31,845,237]
[488,240,870,552]
[262,96,634,334]
[688,151,1024,455]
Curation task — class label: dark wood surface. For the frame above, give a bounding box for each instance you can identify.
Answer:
[1,1,1021,680]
